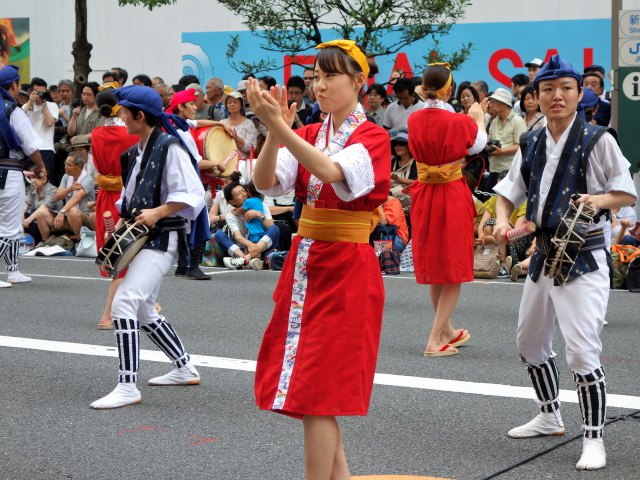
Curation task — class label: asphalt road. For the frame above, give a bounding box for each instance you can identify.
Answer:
[0,256,638,480]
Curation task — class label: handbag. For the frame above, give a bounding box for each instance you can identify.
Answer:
[473,242,500,279]
[75,226,97,257]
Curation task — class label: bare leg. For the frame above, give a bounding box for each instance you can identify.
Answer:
[66,207,83,237]
[426,283,462,353]
[330,423,350,480]
[304,415,346,480]
[98,278,123,328]
[34,206,54,241]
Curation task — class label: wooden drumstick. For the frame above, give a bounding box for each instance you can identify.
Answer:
[504,221,536,242]
[104,211,116,237]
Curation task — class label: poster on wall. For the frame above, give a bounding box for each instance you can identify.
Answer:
[0,18,30,83]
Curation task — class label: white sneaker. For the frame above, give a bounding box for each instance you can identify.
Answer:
[510,263,523,282]
[576,437,606,470]
[7,271,31,284]
[90,383,141,409]
[148,364,200,386]
[223,257,246,270]
[0,280,11,288]
[249,258,264,271]
[508,412,565,438]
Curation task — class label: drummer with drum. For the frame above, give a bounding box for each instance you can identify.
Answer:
[91,85,208,409]
[494,55,637,470]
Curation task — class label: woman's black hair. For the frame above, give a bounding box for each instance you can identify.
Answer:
[83,81,100,96]
[259,76,277,89]
[519,84,540,114]
[367,83,387,99]
[456,84,480,105]
[96,89,118,118]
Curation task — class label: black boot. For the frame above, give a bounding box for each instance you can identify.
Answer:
[186,242,210,280]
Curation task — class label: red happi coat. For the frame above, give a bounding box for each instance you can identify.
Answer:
[408,107,478,284]
[91,125,139,278]
[254,117,391,418]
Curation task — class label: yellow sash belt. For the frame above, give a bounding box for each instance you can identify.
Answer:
[297,205,373,243]
[96,174,123,192]
[417,160,462,184]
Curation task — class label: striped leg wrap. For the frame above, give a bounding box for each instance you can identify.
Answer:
[574,366,606,439]
[526,357,561,413]
[0,237,19,272]
[114,318,140,383]
[141,316,190,368]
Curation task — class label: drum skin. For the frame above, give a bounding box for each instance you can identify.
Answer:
[192,126,238,186]
[95,219,151,279]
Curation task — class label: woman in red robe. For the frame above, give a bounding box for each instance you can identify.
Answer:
[408,63,488,357]
[92,88,139,329]
[248,41,390,479]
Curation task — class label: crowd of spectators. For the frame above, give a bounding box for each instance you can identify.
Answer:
[11,57,638,287]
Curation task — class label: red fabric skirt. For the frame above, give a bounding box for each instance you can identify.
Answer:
[254,235,384,419]
[95,189,125,279]
[410,178,475,284]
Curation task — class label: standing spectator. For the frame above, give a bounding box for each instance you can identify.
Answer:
[23,77,59,183]
[510,73,529,116]
[520,84,546,131]
[151,76,164,87]
[102,70,119,85]
[366,83,387,127]
[286,76,312,130]
[258,76,277,91]
[178,74,199,89]
[582,73,611,126]
[584,65,611,101]
[456,84,480,115]
[110,67,128,87]
[483,88,527,191]
[383,78,425,131]
[302,67,315,105]
[67,82,101,141]
[524,57,544,82]
[57,80,74,128]
[220,91,259,175]
[471,80,489,101]
[205,77,226,120]
[387,68,404,102]
[48,85,61,104]
[132,74,152,87]
[154,83,170,110]
[185,83,209,120]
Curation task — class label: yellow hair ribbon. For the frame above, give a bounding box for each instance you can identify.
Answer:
[110,104,122,117]
[315,39,370,78]
[98,81,119,92]
[428,62,453,98]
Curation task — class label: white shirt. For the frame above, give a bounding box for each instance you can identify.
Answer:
[383,99,426,131]
[116,139,205,221]
[8,106,42,159]
[494,114,637,231]
[25,101,59,151]
[177,120,203,163]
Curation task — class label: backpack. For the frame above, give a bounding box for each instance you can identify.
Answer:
[473,243,501,279]
[610,244,640,290]
[627,257,640,293]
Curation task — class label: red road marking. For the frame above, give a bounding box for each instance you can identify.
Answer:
[190,435,218,446]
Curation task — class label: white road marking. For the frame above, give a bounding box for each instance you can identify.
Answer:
[1,335,638,410]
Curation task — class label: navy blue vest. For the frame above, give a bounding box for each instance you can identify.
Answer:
[0,99,19,190]
[519,116,607,284]
[120,127,186,252]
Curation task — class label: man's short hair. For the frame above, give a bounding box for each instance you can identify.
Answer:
[582,72,604,89]
[223,181,244,203]
[179,75,199,88]
[58,79,74,91]
[393,77,415,95]
[367,83,387,99]
[511,73,529,87]
[286,75,305,91]
[132,74,153,87]
[152,76,165,85]
[67,151,86,167]
[30,77,47,89]
[111,67,128,84]
[472,80,489,94]
[102,70,119,82]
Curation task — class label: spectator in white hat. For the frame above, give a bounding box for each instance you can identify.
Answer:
[525,58,544,82]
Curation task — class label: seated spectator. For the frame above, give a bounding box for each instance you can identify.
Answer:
[205,172,242,267]
[520,84,546,131]
[263,189,297,251]
[32,151,95,240]
[376,195,409,253]
[610,206,637,247]
[215,182,279,270]
[366,83,387,127]
[389,130,416,198]
[66,134,97,181]
[286,75,312,130]
[22,170,62,244]
[510,238,535,282]
[383,78,425,131]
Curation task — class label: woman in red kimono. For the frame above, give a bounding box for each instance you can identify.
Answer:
[408,63,488,357]
[248,40,390,479]
[92,88,139,329]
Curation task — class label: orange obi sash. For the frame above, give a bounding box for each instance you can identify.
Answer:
[417,160,462,184]
[96,174,123,192]
[298,205,373,243]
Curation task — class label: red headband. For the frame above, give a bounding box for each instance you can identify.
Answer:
[167,88,197,112]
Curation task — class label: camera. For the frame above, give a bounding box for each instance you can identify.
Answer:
[484,139,501,154]
[36,91,53,102]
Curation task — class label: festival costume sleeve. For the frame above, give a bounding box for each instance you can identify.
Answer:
[10,107,42,157]
[178,128,202,162]
[330,143,375,202]
[493,149,528,208]
[259,146,299,198]
[587,133,637,200]
[468,128,487,155]
[162,143,206,221]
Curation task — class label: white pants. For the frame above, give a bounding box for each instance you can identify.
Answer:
[516,249,609,374]
[0,170,25,238]
[111,231,178,324]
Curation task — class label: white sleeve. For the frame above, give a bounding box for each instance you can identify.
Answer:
[467,128,487,155]
[587,133,638,199]
[225,211,242,234]
[261,201,273,220]
[258,146,299,197]
[493,149,528,208]
[330,143,375,202]
[162,143,206,220]
[10,108,42,156]
[47,102,59,120]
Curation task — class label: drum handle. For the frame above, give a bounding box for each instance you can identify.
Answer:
[104,211,116,237]
[504,221,536,243]
[221,150,238,169]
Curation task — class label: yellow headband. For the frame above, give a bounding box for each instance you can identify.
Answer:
[98,81,119,92]
[428,62,452,98]
[110,104,122,117]
[315,39,370,78]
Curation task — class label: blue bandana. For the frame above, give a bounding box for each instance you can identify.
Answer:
[533,54,582,90]
[0,65,22,151]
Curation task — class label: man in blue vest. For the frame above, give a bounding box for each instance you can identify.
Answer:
[493,55,637,471]
[91,86,208,409]
[0,65,46,288]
